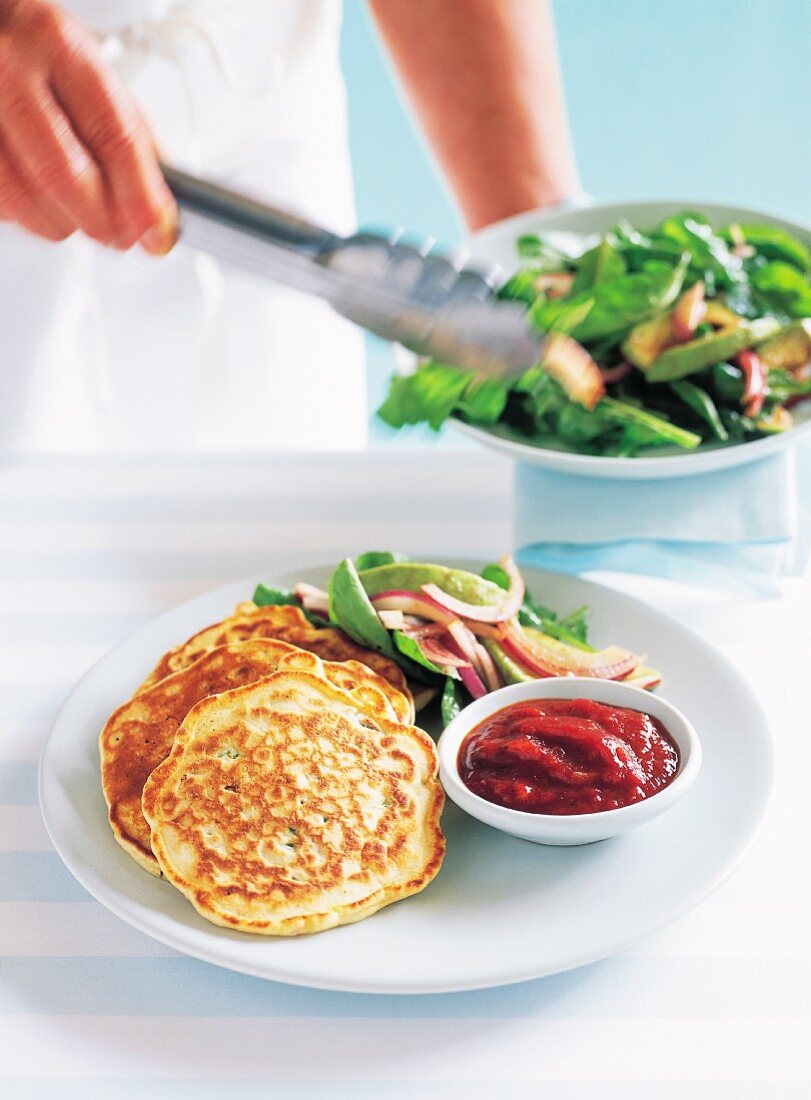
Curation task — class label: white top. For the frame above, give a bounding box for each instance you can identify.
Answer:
[0,0,366,453]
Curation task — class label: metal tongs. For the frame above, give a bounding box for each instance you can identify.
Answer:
[162,165,546,378]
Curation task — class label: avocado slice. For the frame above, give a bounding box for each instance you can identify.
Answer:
[754,407,794,434]
[358,562,505,606]
[622,312,674,369]
[482,639,535,684]
[757,320,811,372]
[645,317,781,382]
[704,300,746,328]
[484,629,582,685]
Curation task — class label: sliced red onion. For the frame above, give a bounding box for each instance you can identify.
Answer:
[672,280,707,342]
[445,618,489,679]
[622,668,662,691]
[443,620,503,692]
[421,555,525,625]
[458,664,488,700]
[371,590,457,626]
[599,361,634,385]
[445,618,479,658]
[736,350,766,418]
[462,620,503,640]
[473,640,503,692]
[500,623,641,680]
[302,597,329,614]
[401,622,452,643]
[543,332,605,410]
[417,635,471,669]
[295,582,328,602]
[378,609,406,631]
[295,582,330,615]
[497,631,553,680]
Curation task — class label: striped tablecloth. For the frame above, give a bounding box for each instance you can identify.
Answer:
[2,450,809,1098]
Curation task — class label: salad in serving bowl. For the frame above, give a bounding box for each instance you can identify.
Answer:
[379,205,811,468]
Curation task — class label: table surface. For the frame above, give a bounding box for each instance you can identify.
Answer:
[2,449,809,1098]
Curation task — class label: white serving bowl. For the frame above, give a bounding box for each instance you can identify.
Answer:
[438,677,702,846]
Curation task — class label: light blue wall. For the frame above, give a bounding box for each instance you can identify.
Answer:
[342,0,811,232]
[340,0,811,436]
[341,2,462,248]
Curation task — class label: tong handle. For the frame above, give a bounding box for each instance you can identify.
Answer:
[161,164,340,258]
[159,164,544,377]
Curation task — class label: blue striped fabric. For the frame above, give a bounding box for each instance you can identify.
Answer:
[0,854,91,902]
[0,764,38,805]
[10,1083,800,1100]
[0,955,797,1019]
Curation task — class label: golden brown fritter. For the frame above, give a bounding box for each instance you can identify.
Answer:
[141,671,445,935]
[101,639,407,875]
[138,602,412,720]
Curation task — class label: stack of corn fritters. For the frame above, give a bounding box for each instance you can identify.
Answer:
[100,605,444,935]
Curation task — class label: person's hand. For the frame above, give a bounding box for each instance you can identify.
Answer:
[0,0,177,252]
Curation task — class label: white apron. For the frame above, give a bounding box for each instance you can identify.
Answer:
[1,0,366,452]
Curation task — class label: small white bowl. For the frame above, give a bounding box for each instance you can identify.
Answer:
[438,678,702,846]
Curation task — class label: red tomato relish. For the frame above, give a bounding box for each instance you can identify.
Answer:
[458,698,680,816]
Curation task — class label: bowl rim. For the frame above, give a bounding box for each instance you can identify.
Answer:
[469,196,811,251]
[437,677,703,827]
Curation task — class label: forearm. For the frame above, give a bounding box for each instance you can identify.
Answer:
[368,0,579,230]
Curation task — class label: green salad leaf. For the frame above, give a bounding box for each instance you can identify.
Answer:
[252,583,328,626]
[327,558,399,659]
[514,235,578,266]
[498,266,544,306]
[751,262,811,318]
[377,362,474,430]
[599,397,703,450]
[570,235,627,294]
[669,380,729,441]
[530,254,688,343]
[392,631,445,678]
[454,375,510,423]
[653,212,743,289]
[441,677,464,726]
[480,562,510,589]
[721,223,811,274]
[378,363,509,431]
[481,561,593,650]
[354,551,405,571]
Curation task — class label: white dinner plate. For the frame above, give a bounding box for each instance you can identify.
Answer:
[447,200,811,479]
[39,561,773,994]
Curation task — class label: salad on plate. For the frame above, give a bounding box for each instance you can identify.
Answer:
[256,551,661,726]
[378,210,811,457]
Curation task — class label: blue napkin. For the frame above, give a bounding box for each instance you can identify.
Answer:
[514,444,809,595]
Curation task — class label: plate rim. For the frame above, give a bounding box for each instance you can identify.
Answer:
[450,416,811,480]
[38,561,775,994]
